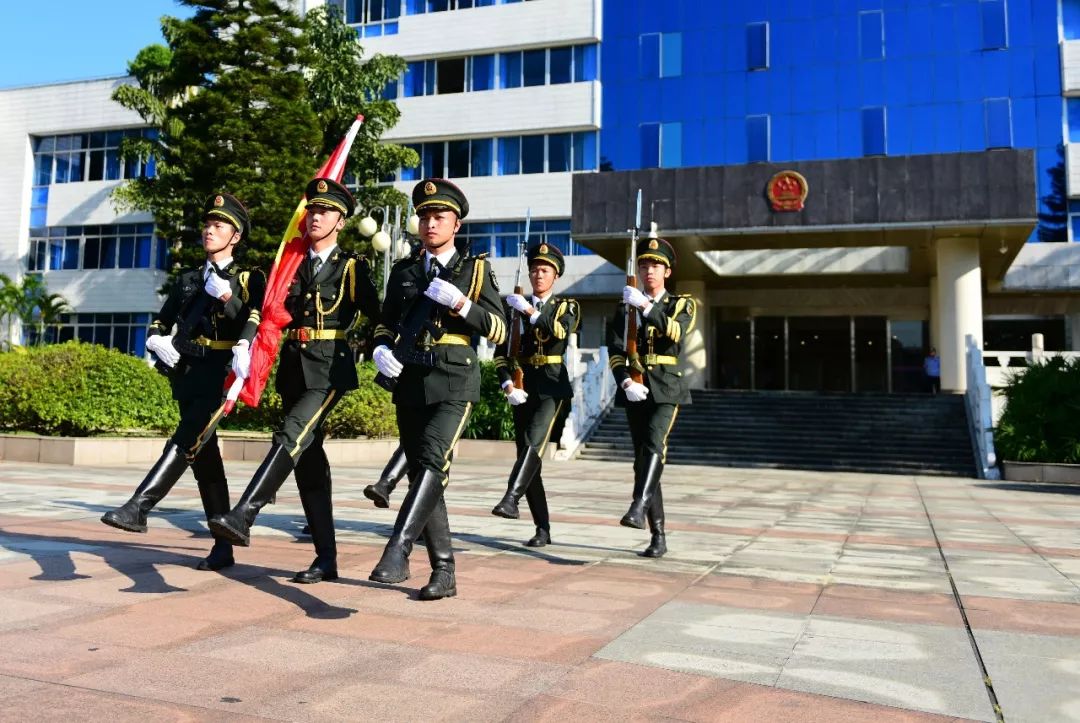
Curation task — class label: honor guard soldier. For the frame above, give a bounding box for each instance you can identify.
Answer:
[209,178,379,584]
[370,178,505,600]
[101,193,265,572]
[492,242,579,547]
[607,238,696,558]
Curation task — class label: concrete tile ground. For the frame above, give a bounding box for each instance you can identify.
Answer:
[1,459,1080,721]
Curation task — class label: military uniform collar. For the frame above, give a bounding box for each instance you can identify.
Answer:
[424,245,458,272]
[204,258,234,277]
[308,243,339,265]
[532,292,554,306]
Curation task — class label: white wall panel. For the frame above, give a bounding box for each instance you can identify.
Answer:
[46,181,153,227]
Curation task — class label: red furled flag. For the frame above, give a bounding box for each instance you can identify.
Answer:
[223,116,365,413]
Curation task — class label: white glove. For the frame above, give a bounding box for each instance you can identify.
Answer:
[205,273,232,299]
[424,278,465,308]
[623,380,650,403]
[373,344,403,378]
[623,285,649,309]
[506,294,531,314]
[231,339,251,380]
[506,387,528,406]
[146,334,180,368]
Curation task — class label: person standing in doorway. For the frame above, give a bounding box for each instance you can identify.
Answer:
[923,347,940,394]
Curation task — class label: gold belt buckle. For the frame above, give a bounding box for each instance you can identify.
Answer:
[643,353,658,367]
[295,328,311,343]
[529,354,545,366]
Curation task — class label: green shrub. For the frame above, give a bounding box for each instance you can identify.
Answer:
[995,357,1080,463]
[463,361,514,440]
[323,361,398,438]
[0,341,178,436]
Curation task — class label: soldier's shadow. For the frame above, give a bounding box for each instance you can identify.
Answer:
[4,506,358,620]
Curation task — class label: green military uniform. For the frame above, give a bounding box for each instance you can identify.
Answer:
[491,242,579,546]
[608,237,697,558]
[101,193,264,572]
[209,178,379,584]
[369,178,505,600]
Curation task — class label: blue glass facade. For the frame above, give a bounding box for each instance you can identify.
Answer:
[600,1,1063,234]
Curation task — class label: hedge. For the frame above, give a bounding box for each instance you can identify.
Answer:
[0,343,513,440]
[0,342,178,436]
[995,357,1080,464]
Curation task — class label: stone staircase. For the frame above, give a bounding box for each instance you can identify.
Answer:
[577,390,976,477]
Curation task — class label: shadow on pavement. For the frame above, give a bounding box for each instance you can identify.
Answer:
[0,525,358,619]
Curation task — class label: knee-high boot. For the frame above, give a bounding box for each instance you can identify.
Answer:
[208,444,294,546]
[190,440,234,571]
[101,442,188,533]
[369,468,445,584]
[363,445,410,509]
[491,446,542,519]
[293,444,338,583]
[641,483,666,558]
[523,476,551,547]
[418,497,456,600]
[621,453,663,529]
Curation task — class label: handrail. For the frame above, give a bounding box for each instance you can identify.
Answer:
[965,334,1000,480]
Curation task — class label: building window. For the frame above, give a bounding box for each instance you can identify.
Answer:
[862,107,887,156]
[1068,99,1080,142]
[549,46,572,85]
[747,115,770,163]
[32,130,157,186]
[574,44,598,82]
[523,49,546,87]
[984,98,1012,148]
[859,10,884,61]
[27,224,165,272]
[49,312,153,356]
[661,122,682,168]
[640,123,660,168]
[639,32,681,79]
[1065,0,1080,40]
[334,0,400,35]
[409,131,596,179]
[471,54,495,91]
[980,0,1008,49]
[747,22,769,70]
[459,218,591,258]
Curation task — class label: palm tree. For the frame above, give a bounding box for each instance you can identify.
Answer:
[0,274,20,349]
[36,293,73,344]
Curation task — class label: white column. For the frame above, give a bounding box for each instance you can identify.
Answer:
[928,275,941,354]
[679,280,709,389]
[935,237,983,392]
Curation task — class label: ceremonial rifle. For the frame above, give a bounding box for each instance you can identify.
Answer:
[373,263,450,392]
[506,209,531,391]
[624,190,644,384]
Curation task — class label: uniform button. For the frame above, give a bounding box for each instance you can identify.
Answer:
[300,343,307,349]
[331,293,337,299]
[304,310,311,317]
[305,293,312,299]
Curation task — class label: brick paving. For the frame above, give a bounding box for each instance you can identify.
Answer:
[1,458,1079,721]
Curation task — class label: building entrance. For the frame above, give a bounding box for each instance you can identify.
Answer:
[713,315,929,393]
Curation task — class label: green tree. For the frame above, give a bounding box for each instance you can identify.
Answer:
[111,0,415,278]
[36,293,74,344]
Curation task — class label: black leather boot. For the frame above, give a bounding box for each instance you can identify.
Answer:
[491,446,541,519]
[293,443,338,583]
[621,453,663,529]
[524,476,551,547]
[370,468,444,584]
[364,445,409,508]
[641,484,667,558]
[191,442,234,571]
[101,443,188,532]
[208,444,294,546]
[418,497,456,600]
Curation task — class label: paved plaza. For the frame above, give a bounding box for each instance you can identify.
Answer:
[0,457,1079,721]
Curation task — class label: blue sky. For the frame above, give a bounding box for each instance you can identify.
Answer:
[0,1,192,89]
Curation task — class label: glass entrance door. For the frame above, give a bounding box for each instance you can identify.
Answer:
[789,316,851,391]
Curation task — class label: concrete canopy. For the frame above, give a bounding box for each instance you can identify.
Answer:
[571,150,1038,291]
